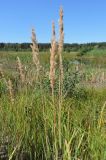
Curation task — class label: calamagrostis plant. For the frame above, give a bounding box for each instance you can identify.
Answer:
[17,56,25,83]
[30,28,40,76]
[50,22,57,96]
[7,79,14,104]
[50,23,57,157]
[58,6,64,150]
[58,7,64,91]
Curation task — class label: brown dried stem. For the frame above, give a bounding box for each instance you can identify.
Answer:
[7,79,14,104]
[50,22,57,96]
[17,56,25,84]
[58,6,64,99]
[58,6,64,150]
[30,28,40,78]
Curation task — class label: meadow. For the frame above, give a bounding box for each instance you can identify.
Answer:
[0,49,106,160]
[0,8,106,160]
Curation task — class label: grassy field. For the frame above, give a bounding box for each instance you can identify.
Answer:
[0,49,106,160]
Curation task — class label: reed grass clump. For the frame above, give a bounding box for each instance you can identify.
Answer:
[0,7,106,160]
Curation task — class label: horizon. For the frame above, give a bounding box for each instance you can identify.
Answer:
[1,41,106,45]
[0,0,106,43]
[0,41,106,45]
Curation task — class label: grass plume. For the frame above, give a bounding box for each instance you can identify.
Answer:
[30,28,41,78]
[49,22,57,96]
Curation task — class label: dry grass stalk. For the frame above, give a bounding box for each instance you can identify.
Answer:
[50,22,57,150]
[49,22,57,96]
[58,7,64,83]
[17,57,25,83]
[30,28,40,76]
[7,79,14,104]
[0,68,8,85]
[58,6,64,150]
[101,71,105,83]
[51,22,56,45]
[98,101,106,129]
[58,6,64,103]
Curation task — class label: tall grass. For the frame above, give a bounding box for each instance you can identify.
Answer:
[0,7,106,160]
[0,88,106,159]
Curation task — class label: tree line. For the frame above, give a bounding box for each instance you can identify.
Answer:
[0,42,106,52]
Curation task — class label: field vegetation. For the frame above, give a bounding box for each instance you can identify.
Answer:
[0,8,106,160]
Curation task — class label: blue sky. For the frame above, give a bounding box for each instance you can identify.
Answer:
[0,0,106,43]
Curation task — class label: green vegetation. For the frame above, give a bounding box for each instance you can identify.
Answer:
[0,7,106,160]
[86,48,106,56]
[0,86,106,159]
[0,50,106,160]
[1,42,106,53]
